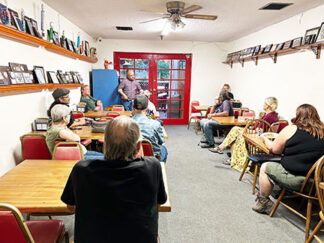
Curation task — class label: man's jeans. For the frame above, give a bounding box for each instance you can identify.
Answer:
[160,145,168,162]
[84,151,104,160]
[200,118,229,145]
[122,100,134,111]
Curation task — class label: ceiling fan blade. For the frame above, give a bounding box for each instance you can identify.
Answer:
[181,5,202,14]
[184,14,217,20]
[140,17,165,24]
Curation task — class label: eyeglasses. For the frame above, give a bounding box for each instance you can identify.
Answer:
[62,95,70,99]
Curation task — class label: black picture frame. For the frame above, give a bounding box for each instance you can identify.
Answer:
[47,71,60,84]
[66,39,74,52]
[9,62,24,72]
[8,8,18,29]
[0,3,9,25]
[33,66,46,84]
[14,16,25,32]
[24,16,35,36]
[75,72,83,83]
[315,22,324,43]
[30,18,42,38]
[291,37,302,48]
[275,43,284,51]
[252,45,261,56]
[57,70,68,83]
[53,31,60,46]
[303,26,320,45]
[0,66,10,85]
[263,44,273,53]
[84,41,90,56]
[282,40,292,50]
[71,41,77,53]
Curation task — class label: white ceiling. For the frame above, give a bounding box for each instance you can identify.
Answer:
[43,0,324,42]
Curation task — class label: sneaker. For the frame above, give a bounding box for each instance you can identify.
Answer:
[252,192,274,214]
[200,143,214,148]
[222,158,231,165]
[200,139,208,144]
[208,146,224,154]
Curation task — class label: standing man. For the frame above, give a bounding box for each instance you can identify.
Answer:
[133,95,168,162]
[80,85,103,111]
[61,116,167,242]
[118,70,142,111]
[48,88,85,127]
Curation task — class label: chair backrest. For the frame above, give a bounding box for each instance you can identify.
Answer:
[52,142,84,160]
[205,106,213,118]
[243,119,273,135]
[99,116,114,122]
[72,112,84,119]
[243,110,255,118]
[20,134,51,160]
[271,120,289,133]
[240,107,249,116]
[141,139,154,157]
[315,156,324,212]
[112,105,125,111]
[190,101,200,113]
[0,203,34,243]
[105,111,120,118]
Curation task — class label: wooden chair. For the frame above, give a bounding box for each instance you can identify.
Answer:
[20,134,51,160]
[0,203,68,243]
[239,119,273,194]
[269,158,322,241]
[270,120,289,133]
[306,155,324,243]
[187,101,204,134]
[52,142,84,160]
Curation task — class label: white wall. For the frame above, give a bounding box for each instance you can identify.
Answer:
[0,0,95,176]
[227,4,324,120]
[94,39,230,106]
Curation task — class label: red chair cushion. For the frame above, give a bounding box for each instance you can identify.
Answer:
[26,220,64,243]
[278,122,288,133]
[191,101,200,113]
[53,147,82,160]
[81,139,92,146]
[98,139,104,144]
[0,211,28,243]
[112,107,123,111]
[23,137,51,160]
[142,143,154,156]
[72,113,83,119]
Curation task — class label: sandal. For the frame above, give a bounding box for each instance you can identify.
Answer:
[208,146,224,154]
[222,158,231,165]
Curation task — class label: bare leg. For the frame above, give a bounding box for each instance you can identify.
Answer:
[259,163,274,196]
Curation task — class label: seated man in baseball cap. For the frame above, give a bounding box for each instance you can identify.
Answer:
[132,94,168,162]
[47,88,85,127]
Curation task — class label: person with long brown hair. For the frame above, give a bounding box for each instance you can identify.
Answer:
[253,104,324,213]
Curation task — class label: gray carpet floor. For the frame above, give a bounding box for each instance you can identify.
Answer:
[32,125,323,242]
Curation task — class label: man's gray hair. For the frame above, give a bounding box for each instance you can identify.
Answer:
[104,116,140,161]
[51,104,71,122]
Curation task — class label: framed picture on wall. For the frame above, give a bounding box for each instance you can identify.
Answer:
[84,41,90,56]
[30,18,42,38]
[57,70,68,83]
[33,66,46,84]
[14,16,25,32]
[8,9,18,29]
[8,71,17,84]
[291,37,302,48]
[263,44,273,53]
[47,71,60,84]
[15,72,25,84]
[22,72,33,83]
[275,43,284,51]
[304,27,320,45]
[315,22,324,43]
[24,16,35,36]
[252,45,261,55]
[282,40,292,49]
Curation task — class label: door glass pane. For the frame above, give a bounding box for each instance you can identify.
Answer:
[171,90,184,99]
[157,91,170,99]
[157,70,170,79]
[120,69,128,78]
[172,60,186,69]
[170,110,183,118]
[170,99,184,109]
[120,58,134,68]
[158,60,171,69]
[157,81,170,90]
[135,59,149,69]
[138,80,149,90]
[157,100,169,110]
[172,70,185,80]
[135,69,149,79]
[158,110,169,119]
[171,81,184,90]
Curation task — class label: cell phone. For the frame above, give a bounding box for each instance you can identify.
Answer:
[70,127,82,130]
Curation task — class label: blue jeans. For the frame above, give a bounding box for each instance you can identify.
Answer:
[122,100,134,111]
[84,151,104,160]
[200,119,229,145]
[159,145,168,162]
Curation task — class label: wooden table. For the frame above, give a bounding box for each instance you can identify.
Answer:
[211,116,248,126]
[84,111,160,119]
[193,105,209,111]
[31,125,168,140]
[243,134,270,154]
[0,160,171,213]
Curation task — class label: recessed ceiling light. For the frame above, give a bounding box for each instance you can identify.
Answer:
[259,2,293,10]
[116,26,133,31]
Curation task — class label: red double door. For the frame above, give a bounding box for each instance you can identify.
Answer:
[114,52,192,125]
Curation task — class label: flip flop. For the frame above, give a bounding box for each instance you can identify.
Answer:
[208,146,224,154]
[222,158,231,165]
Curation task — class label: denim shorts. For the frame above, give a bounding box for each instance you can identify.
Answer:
[265,162,306,191]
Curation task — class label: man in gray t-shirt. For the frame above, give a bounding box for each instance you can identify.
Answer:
[200,91,234,148]
[118,70,142,111]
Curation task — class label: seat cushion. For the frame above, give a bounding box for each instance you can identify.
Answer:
[248,154,281,163]
[26,220,64,243]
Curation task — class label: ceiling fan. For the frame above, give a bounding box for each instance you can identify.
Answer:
[141,1,217,30]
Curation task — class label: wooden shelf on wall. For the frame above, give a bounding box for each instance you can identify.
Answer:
[0,83,82,94]
[223,42,323,68]
[0,24,98,63]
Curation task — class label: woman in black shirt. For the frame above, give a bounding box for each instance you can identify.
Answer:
[253,104,324,213]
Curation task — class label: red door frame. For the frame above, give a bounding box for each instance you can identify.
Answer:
[114,52,192,125]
